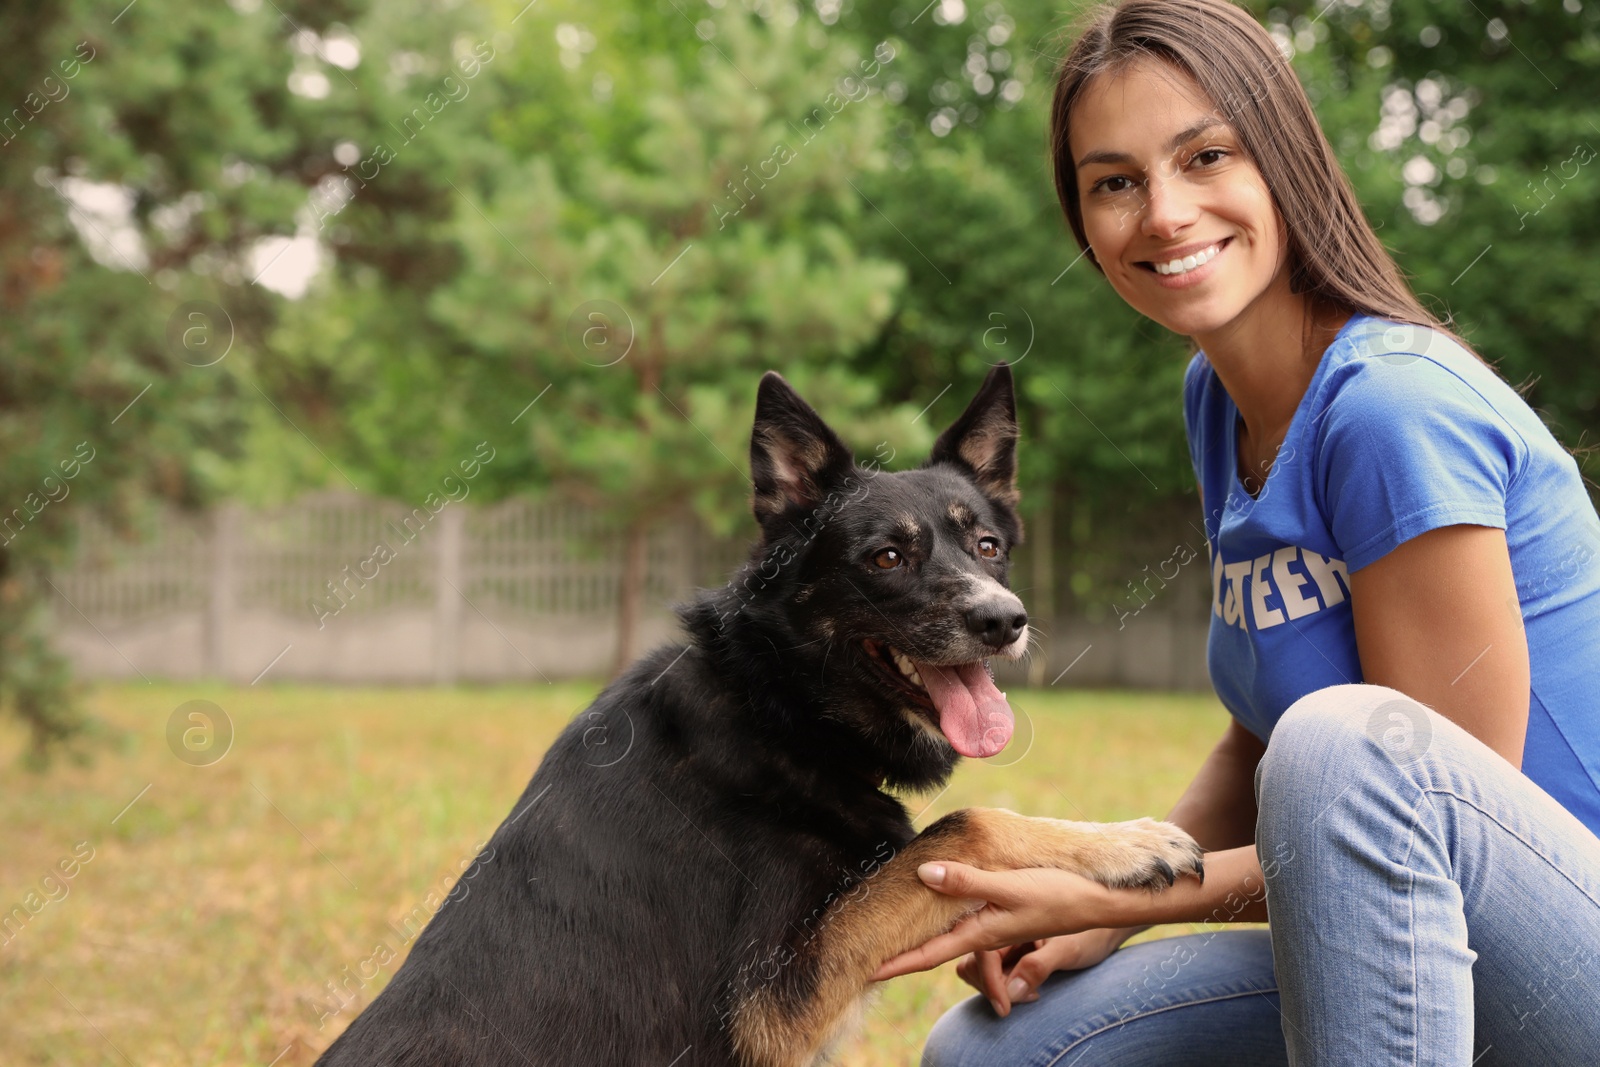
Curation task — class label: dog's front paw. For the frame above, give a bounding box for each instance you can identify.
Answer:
[1081,818,1205,891]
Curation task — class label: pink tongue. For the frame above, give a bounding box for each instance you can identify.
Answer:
[915,660,1014,758]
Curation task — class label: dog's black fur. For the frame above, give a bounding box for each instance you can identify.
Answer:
[314,366,1029,1066]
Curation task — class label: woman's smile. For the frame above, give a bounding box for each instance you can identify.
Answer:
[1138,235,1232,286]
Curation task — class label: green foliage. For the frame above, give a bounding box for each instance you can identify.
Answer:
[6,0,1597,753]
[429,5,925,531]
[1302,0,1600,448]
[0,0,485,758]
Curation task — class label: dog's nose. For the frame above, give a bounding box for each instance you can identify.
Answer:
[965,603,1027,649]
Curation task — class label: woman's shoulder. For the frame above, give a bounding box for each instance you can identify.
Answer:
[1323,314,1481,379]
[1312,314,1529,438]
[1302,313,1600,528]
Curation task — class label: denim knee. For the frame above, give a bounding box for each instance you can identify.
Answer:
[1255,684,1433,862]
[1256,684,1426,800]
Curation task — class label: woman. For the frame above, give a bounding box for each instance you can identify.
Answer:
[874,0,1600,1063]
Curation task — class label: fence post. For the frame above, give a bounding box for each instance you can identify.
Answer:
[434,505,465,685]
[206,503,239,680]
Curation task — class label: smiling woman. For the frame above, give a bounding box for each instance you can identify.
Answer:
[1048,1,1437,348]
[880,1,1600,1065]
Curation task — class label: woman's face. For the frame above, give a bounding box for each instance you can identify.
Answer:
[1070,57,1289,339]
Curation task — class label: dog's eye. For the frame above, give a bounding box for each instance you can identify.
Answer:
[873,548,903,570]
[977,538,1000,559]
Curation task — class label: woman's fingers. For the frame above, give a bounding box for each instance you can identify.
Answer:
[873,921,989,980]
[916,861,1007,902]
[999,930,1125,1005]
[1000,940,1045,969]
[873,863,1008,981]
[875,867,1098,982]
[954,951,980,989]
[978,947,1010,1016]
[1002,944,1059,1005]
[955,942,1052,1016]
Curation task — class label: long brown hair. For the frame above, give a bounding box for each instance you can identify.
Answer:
[1049,0,1456,343]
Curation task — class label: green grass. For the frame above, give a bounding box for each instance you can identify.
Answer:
[0,682,1233,1065]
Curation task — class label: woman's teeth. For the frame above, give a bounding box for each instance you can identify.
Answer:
[1152,242,1223,276]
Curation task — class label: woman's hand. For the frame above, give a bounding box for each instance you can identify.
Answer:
[955,928,1133,1017]
[872,861,1122,982]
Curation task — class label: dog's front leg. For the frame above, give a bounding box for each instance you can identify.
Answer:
[728,807,1203,1067]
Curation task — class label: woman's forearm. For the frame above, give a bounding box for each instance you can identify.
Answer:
[1066,721,1272,950]
[1086,845,1271,932]
[1093,721,1269,947]
[1165,719,1266,851]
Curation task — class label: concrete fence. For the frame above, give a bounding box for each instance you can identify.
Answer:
[46,492,1211,690]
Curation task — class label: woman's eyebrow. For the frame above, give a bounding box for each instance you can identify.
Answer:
[1075,118,1230,170]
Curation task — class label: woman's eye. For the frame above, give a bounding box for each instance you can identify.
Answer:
[873,548,903,569]
[977,538,1000,559]
[1091,175,1135,195]
[1191,147,1229,168]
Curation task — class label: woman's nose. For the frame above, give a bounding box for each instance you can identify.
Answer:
[1139,172,1201,240]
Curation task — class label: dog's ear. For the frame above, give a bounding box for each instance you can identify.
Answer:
[926,363,1019,509]
[750,372,856,524]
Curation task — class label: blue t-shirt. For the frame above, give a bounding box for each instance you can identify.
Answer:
[1184,313,1600,835]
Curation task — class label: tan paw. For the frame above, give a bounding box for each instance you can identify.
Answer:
[1075,818,1206,890]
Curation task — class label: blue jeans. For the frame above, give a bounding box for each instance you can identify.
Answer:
[921,684,1600,1066]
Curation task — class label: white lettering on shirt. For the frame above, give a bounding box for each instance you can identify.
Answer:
[1211,544,1225,619]
[1250,554,1286,630]
[1300,550,1350,607]
[1209,544,1351,632]
[1222,560,1252,630]
[1272,546,1320,620]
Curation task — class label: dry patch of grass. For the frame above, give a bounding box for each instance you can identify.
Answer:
[0,683,1231,1065]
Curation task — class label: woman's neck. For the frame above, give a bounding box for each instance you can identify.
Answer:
[1192,273,1346,448]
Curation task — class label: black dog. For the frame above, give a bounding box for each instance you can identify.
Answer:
[314,365,1202,1066]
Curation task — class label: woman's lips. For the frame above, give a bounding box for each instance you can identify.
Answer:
[1137,237,1232,289]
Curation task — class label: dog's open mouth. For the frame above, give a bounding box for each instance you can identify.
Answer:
[862,639,1015,759]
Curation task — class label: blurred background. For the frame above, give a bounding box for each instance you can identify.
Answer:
[1,0,1595,1062]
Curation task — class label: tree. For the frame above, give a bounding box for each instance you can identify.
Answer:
[295,3,932,673]
[0,0,488,761]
